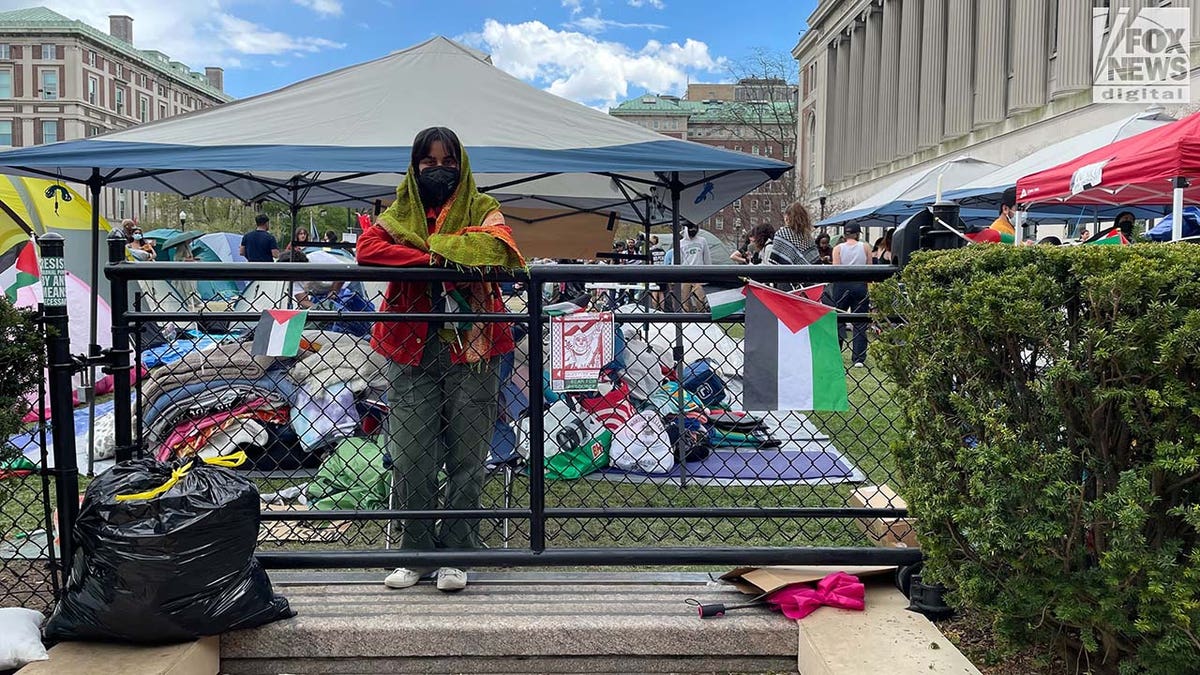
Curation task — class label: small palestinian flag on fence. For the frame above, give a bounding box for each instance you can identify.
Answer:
[251,309,308,356]
[705,282,828,320]
[743,284,848,411]
[0,240,39,302]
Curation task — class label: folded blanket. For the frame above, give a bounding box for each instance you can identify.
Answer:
[290,330,389,395]
[144,341,284,403]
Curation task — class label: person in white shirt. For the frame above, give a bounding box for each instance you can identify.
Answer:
[831,223,872,367]
[677,222,710,311]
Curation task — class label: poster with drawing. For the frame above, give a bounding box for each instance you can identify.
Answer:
[549,312,614,392]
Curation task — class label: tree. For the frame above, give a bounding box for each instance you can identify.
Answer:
[718,49,802,210]
[144,194,356,243]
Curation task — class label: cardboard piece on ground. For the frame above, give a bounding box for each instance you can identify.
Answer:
[850,484,920,549]
[18,636,218,675]
[720,565,895,597]
[257,503,350,544]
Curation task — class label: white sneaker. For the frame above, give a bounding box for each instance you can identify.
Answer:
[436,567,468,592]
[383,567,426,589]
[852,362,866,368]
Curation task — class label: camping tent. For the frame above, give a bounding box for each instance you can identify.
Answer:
[817,156,1001,228]
[943,108,1175,215]
[1016,112,1200,240]
[0,37,789,234]
[0,175,111,301]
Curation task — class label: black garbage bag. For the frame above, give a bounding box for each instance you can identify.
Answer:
[45,455,294,643]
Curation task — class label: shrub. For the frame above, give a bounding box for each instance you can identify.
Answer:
[872,244,1200,674]
[0,297,42,465]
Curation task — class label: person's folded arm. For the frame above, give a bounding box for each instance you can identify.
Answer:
[355,222,430,267]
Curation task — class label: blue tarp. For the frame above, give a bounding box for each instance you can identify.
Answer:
[1146,207,1200,241]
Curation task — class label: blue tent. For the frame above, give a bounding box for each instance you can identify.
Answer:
[1146,207,1200,241]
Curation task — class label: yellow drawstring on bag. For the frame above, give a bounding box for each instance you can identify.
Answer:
[114,452,249,502]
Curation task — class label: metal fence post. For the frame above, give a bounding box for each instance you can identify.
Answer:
[39,232,79,582]
[106,231,135,462]
[527,276,546,553]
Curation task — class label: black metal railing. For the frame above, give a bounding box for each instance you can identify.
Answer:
[90,233,918,569]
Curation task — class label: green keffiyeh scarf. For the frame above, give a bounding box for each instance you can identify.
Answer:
[376,148,525,270]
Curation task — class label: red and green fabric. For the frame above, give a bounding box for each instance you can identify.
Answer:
[543,428,612,480]
[0,240,38,302]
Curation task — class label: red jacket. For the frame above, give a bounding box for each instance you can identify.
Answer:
[355,219,515,366]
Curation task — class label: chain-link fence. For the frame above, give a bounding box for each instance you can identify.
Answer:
[1,312,60,613]
[101,254,919,569]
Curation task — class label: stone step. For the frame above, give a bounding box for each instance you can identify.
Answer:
[221,571,797,674]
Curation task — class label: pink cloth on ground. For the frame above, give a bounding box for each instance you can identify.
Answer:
[765,572,865,620]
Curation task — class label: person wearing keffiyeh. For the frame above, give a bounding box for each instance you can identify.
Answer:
[356,127,525,593]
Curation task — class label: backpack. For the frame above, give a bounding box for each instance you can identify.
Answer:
[682,359,727,407]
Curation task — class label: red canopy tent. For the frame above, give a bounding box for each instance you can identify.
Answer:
[1016,111,1200,240]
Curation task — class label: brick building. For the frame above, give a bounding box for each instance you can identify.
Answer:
[610,78,798,245]
[0,7,233,222]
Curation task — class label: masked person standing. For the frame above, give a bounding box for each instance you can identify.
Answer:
[357,127,525,592]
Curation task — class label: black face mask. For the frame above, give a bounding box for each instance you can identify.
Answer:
[417,166,460,207]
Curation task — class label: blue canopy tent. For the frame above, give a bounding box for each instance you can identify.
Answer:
[818,157,1002,229]
[0,37,791,466]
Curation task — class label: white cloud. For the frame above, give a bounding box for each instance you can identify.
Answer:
[293,0,342,17]
[628,0,665,8]
[0,1,345,70]
[561,0,584,15]
[565,13,666,33]
[469,19,724,109]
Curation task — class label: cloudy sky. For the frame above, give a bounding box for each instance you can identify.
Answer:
[0,0,815,109]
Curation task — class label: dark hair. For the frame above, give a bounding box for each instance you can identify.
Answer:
[883,227,894,248]
[255,214,270,226]
[411,126,462,171]
[816,232,830,246]
[750,224,775,247]
[293,228,309,240]
[276,248,308,263]
[324,230,338,242]
[1000,187,1017,213]
[1037,236,1063,246]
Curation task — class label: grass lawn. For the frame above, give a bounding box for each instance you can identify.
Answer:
[6,352,906,554]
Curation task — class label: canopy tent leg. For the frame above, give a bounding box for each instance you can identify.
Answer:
[1172,177,1188,241]
[86,169,102,477]
[669,173,688,489]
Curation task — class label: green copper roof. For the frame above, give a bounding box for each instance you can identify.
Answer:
[610,95,793,124]
[0,6,232,102]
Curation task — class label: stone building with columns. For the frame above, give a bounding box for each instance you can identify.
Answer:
[794,0,1200,221]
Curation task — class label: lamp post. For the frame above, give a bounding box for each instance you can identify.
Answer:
[814,185,829,220]
[179,210,187,228]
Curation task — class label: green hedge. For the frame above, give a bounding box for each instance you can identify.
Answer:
[0,298,41,464]
[872,244,1200,674]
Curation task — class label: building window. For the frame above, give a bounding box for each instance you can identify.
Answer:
[40,70,58,100]
[784,143,791,158]
[652,119,660,129]
[763,198,771,212]
[751,198,759,212]
[118,188,126,219]
[0,120,12,146]
[734,145,743,152]
[87,124,100,137]
[752,145,760,155]
[733,198,742,209]
[116,63,123,80]
[0,45,10,60]
[116,88,125,114]
[158,102,166,119]
[749,217,759,226]
[41,44,54,60]
[87,50,96,67]
[41,120,58,144]
[87,76,97,105]
[715,216,725,231]
[0,71,11,99]
[139,95,148,122]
